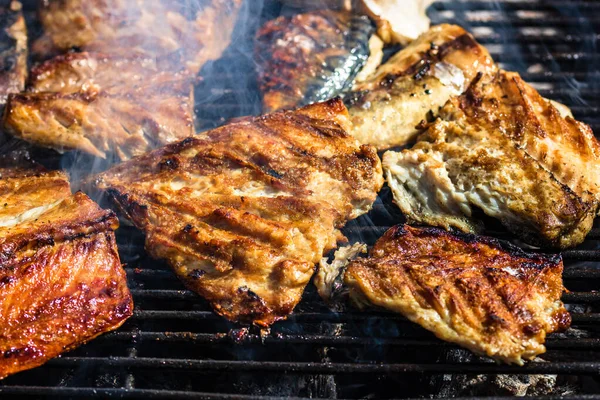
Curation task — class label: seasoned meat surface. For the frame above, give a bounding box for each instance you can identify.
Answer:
[382,71,599,249]
[347,24,496,150]
[0,159,132,379]
[94,99,383,326]
[34,0,242,74]
[256,10,374,112]
[3,52,194,160]
[0,1,26,109]
[345,224,570,365]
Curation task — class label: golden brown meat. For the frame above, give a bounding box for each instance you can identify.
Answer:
[347,24,496,150]
[0,1,26,109]
[255,10,374,112]
[94,98,383,326]
[345,224,571,365]
[0,158,132,380]
[33,0,242,74]
[383,71,600,249]
[3,52,194,160]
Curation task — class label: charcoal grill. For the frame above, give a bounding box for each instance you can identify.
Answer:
[1,0,600,398]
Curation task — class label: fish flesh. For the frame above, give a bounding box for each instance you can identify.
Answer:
[0,154,132,379]
[94,98,383,326]
[382,71,600,249]
[345,224,570,364]
[346,24,496,150]
[255,10,375,112]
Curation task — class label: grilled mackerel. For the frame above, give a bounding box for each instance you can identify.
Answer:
[34,0,242,74]
[0,1,26,109]
[3,52,194,160]
[345,224,571,365]
[0,157,132,379]
[256,10,375,113]
[347,24,496,150]
[383,71,600,249]
[94,99,383,326]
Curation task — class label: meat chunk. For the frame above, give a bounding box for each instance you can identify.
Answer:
[255,10,374,112]
[382,71,600,249]
[0,157,132,379]
[94,98,383,326]
[0,1,26,109]
[345,224,570,365]
[3,52,194,160]
[33,0,242,74]
[346,24,496,150]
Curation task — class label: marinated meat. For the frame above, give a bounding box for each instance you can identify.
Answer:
[0,157,132,379]
[94,99,383,326]
[0,1,26,109]
[3,52,194,160]
[345,224,570,364]
[382,71,600,249]
[33,0,242,74]
[256,10,374,112]
[346,24,496,150]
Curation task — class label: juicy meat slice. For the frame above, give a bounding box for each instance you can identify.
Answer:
[345,224,571,365]
[255,10,374,113]
[0,1,26,109]
[382,71,599,249]
[3,57,194,160]
[94,98,383,326]
[346,24,496,150]
[34,0,242,74]
[0,160,132,380]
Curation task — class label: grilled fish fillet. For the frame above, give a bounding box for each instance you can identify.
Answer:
[255,10,374,113]
[33,0,242,74]
[383,71,600,249]
[94,98,383,326]
[345,224,571,365]
[3,52,194,160]
[0,1,26,109]
[346,24,496,150]
[0,157,132,379]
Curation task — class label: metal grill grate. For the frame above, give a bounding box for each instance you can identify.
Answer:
[2,0,600,398]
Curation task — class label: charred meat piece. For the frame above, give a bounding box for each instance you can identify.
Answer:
[0,159,132,380]
[347,24,496,150]
[256,10,374,113]
[3,52,194,161]
[0,1,26,109]
[345,224,570,365]
[382,71,600,249]
[94,99,383,326]
[34,0,242,74]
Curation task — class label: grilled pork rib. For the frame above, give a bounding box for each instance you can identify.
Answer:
[0,1,26,109]
[3,52,194,160]
[383,71,600,248]
[0,157,132,379]
[255,10,374,113]
[34,0,242,74]
[94,99,383,326]
[345,224,570,365]
[346,24,496,150]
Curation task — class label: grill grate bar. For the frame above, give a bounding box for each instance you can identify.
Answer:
[42,357,600,375]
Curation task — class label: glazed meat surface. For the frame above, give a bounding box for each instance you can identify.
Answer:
[94,99,383,326]
[383,71,600,249]
[0,159,132,379]
[34,0,242,74]
[3,52,194,160]
[346,24,496,150]
[345,224,570,365]
[256,10,374,113]
[0,1,26,109]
